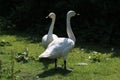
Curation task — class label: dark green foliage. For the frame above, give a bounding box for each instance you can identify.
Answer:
[0,40,12,46]
[0,0,120,46]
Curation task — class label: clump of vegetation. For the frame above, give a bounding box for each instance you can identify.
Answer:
[0,51,15,80]
[0,39,12,46]
[16,48,29,63]
[88,51,103,62]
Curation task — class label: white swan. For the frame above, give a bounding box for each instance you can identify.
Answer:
[41,12,58,48]
[39,10,78,70]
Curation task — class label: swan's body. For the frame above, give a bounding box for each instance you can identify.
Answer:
[39,38,74,59]
[41,12,58,48]
[42,34,58,49]
[39,10,78,70]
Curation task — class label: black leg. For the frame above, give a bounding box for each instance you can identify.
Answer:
[55,59,57,69]
[64,60,66,70]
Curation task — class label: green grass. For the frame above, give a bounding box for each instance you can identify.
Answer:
[0,34,120,80]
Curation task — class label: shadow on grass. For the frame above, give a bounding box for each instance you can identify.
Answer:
[36,67,72,78]
[39,58,56,69]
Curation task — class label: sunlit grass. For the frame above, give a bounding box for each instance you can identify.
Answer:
[0,34,120,80]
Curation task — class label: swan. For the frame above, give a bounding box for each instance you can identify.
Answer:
[41,12,58,48]
[39,10,79,70]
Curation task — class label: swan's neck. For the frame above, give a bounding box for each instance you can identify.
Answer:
[67,15,76,42]
[47,17,55,40]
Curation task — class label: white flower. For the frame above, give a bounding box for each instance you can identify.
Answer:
[111,48,114,51]
[89,56,91,59]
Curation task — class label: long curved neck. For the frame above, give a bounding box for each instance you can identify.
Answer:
[47,17,55,40]
[67,15,76,42]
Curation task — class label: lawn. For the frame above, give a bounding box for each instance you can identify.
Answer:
[0,34,120,80]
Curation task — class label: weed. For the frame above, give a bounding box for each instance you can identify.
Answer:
[0,60,2,78]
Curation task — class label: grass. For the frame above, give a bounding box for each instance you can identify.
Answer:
[0,34,120,80]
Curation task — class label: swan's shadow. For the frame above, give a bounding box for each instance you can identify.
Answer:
[36,67,72,78]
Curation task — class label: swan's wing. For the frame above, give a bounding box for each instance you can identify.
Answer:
[39,38,75,59]
[41,34,58,48]
[52,34,58,40]
[41,35,48,48]
[62,40,74,55]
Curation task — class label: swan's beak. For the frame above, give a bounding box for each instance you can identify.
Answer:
[76,13,80,15]
[46,16,49,18]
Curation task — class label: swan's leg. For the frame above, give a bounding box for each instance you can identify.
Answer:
[64,60,73,71]
[55,59,57,69]
[64,60,66,70]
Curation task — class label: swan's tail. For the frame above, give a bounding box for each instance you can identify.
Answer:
[39,53,50,58]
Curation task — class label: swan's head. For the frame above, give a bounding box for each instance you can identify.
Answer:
[67,10,79,17]
[46,12,56,19]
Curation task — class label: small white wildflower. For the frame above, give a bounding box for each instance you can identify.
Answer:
[111,48,114,51]
[36,76,39,79]
[81,49,84,51]
[93,51,98,54]
[89,56,91,59]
